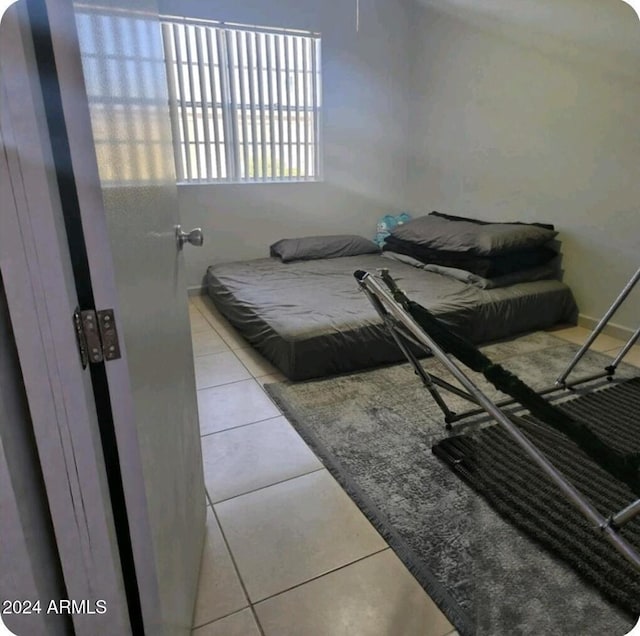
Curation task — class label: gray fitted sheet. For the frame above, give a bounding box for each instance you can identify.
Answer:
[206,255,578,380]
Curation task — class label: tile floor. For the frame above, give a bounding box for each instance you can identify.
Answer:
[188,296,637,636]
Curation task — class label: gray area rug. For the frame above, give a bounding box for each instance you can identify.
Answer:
[265,332,639,636]
[434,382,640,615]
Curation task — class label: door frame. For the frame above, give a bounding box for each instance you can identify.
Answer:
[0,129,70,636]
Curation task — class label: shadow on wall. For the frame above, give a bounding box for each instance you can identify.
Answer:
[408,0,640,332]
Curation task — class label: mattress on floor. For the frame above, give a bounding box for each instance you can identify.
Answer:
[206,254,578,380]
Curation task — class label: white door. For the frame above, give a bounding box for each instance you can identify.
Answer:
[20,0,207,633]
[1,3,131,634]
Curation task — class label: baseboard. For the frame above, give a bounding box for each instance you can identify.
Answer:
[578,314,635,342]
[187,286,205,297]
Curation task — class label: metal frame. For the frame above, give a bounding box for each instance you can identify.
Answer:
[355,269,640,572]
[368,269,611,426]
[556,266,640,387]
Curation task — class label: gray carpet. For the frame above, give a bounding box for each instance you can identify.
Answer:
[265,332,639,636]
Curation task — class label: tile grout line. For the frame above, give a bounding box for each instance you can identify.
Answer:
[199,315,244,344]
[199,413,285,439]
[192,304,266,354]
[255,372,286,384]
[195,350,281,388]
[256,378,288,406]
[192,607,253,633]
[191,306,284,374]
[196,376,259,394]
[250,546,391,608]
[193,349,231,358]
[552,338,638,361]
[194,349,246,362]
[190,328,220,337]
[190,310,269,636]
[196,375,254,392]
[247,605,267,636]
[212,489,391,636]
[232,348,280,378]
[234,356,274,379]
[209,506,267,636]
[209,466,326,507]
[552,332,627,349]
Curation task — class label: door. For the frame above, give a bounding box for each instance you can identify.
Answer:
[24,0,207,633]
[1,4,131,633]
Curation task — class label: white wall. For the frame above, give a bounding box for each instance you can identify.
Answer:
[408,0,640,330]
[158,0,414,289]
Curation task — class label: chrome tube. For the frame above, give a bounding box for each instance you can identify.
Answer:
[556,267,640,386]
[612,499,640,528]
[359,281,456,422]
[609,324,640,372]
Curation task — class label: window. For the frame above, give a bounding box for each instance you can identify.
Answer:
[74,9,177,185]
[160,18,322,183]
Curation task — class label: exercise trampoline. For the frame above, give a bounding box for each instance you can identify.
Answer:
[354,266,640,574]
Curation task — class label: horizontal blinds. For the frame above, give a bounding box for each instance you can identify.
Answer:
[161,19,322,182]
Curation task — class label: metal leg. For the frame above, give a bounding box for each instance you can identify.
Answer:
[556,267,640,386]
[607,325,640,374]
[612,499,640,529]
[359,281,457,423]
[388,323,458,424]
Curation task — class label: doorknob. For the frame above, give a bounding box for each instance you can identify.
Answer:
[175,225,204,249]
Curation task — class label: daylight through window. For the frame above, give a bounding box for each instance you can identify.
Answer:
[160,18,322,183]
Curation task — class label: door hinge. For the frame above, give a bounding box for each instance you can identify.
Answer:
[73,307,122,369]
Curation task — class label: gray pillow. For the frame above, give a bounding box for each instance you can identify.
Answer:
[391,214,557,255]
[423,261,559,289]
[270,235,380,262]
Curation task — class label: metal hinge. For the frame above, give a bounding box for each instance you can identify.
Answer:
[73,307,122,369]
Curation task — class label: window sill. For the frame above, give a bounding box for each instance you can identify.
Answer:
[176,178,325,186]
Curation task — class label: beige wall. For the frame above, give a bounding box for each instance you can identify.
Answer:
[409,0,640,330]
[160,0,414,289]
[167,0,640,332]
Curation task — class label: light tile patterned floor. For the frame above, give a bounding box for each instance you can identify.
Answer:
[189,296,457,636]
[188,297,635,636]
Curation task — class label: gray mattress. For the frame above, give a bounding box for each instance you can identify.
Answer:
[206,254,578,380]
